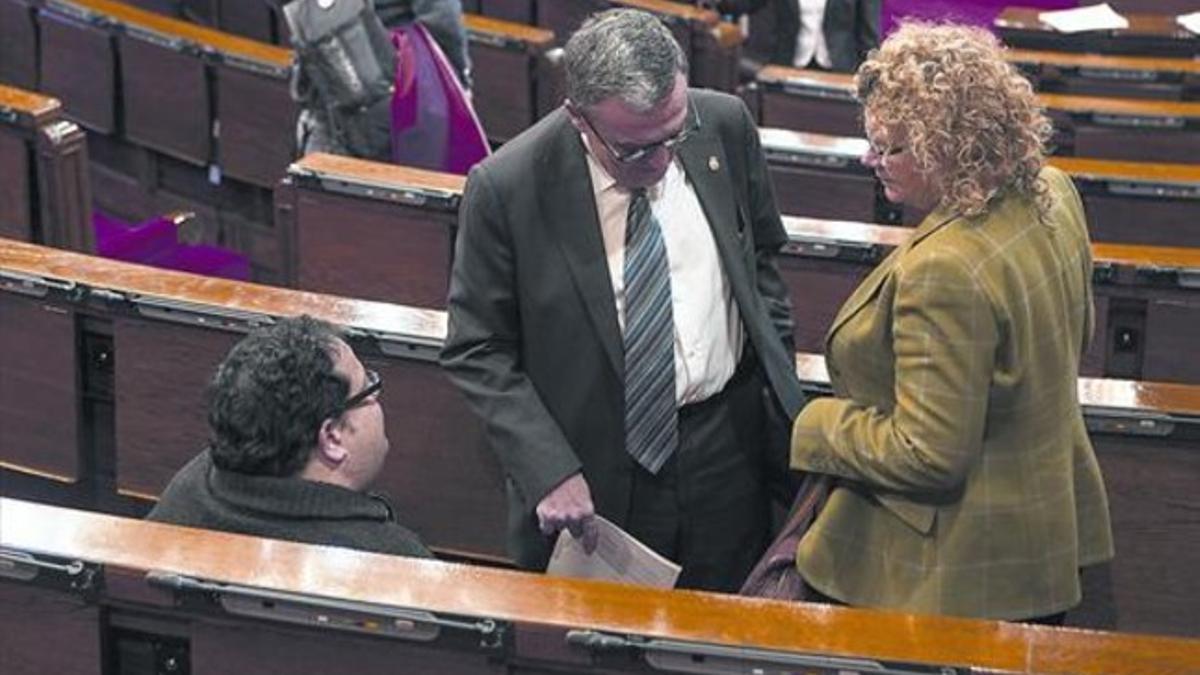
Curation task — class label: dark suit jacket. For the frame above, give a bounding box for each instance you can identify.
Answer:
[719,0,880,72]
[441,89,806,568]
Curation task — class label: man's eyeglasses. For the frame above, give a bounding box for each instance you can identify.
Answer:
[570,101,700,164]
[338,369,382,415]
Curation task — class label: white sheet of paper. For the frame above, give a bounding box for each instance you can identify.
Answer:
[1038,4,1129,33]
[545,515,681,589]
[1178,12,1200,35]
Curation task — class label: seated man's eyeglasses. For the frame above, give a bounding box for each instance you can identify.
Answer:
[337,369,382,415]
[569,101,701,164]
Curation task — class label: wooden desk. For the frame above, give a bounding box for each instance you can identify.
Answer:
[29,0,291,278]
[463,14,556,143]
[780,215,1200,386]
[4,497,1200,671]
[1048,156,1200,249]
[42,0,295,184]
[758,123,1200,246]
[758,128,883,222]
[753,65,1200,163]
[1005,47,1200,101]
[1,238,1198,634]
[535,0,742,93]
[0,238,501,562]
[0,0,39,89]
[0,83,92,252]
[995,6,1198,58]
[277,152,465,306]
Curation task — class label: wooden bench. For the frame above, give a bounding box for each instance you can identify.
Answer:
[780,215,1200,385]
[463,14,558,144]
[1,238,1198,634]
[758,128,883,222]
[1005,47,1200,101]
[512,0,743,94]
[0,83,91,251]
[5,498,1200,674]
[280,150,1200,308]
[276,153,465,306]
[163,2,562,149]
[761,128,1200,247]
[751,65,1200,164]
[1048,156,1200,249]
[27,0,292,279]
[995,6,1199,58]
[0,0,39,90]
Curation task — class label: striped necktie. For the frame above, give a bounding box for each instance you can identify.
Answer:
[623,188,678,475]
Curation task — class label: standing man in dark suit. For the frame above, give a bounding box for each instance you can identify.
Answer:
[714,0,880,72]
[441,8,805,592]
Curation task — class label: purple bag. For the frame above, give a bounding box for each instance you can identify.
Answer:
[390,22,489,175]
[739,473,831,600]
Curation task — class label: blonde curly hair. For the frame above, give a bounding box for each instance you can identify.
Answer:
[855,22,1052,218]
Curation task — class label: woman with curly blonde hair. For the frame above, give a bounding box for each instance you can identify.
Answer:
[788,23,1114,622]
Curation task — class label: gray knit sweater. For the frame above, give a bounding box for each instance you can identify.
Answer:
[148,451,433,559]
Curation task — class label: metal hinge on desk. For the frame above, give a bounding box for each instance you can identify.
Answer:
[566,630,967,675]
[123,23,206,58]
[1083,407,1183,437]
[467,30,519,51]
[1134,265,1200,289]
[1079,67,1160,82]
[356,327,443,363]
[763,148,852,169]
[1092,113,1185,129]
[1106,181,1200,200]
[1092,261,1117,285]
[220,52,290,80]
[783,236,879,262]
[129,295,273,332]
[0,269,77,298]
[289,166,461,211]
[0,549,100,595]
[149,572,506,649]
[43,0,112,28]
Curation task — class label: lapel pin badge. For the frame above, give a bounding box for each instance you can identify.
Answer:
[708,156,720,172]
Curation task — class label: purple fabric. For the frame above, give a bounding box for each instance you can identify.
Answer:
[93,213,177,262]
[160,245,251,280]
[389,22,489,175]
[882,0,1078,36]
[91,212,250,281]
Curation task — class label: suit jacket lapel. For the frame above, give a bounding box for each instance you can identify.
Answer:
[539,113,623,377]
[825,207,960,351]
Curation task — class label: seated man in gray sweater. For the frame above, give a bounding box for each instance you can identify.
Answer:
[149,315,431,559]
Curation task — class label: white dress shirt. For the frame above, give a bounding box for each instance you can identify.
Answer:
[794,0,832,69]
[583,143,743,406]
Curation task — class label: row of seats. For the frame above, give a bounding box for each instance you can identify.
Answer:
[277,151,1200,386]
[995,5,1200,58]
[4,0,1197,265]
[1,237,1198,636]
[780,215,1200,384]
[0,0,566,280]
[6,89,1190,386]
[748,65,1200,164]
[0,84,90,251]
[4,79,1197,386]
[759,128,1200,243]
[5,497,1199,675]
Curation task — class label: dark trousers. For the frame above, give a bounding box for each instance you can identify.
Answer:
[623,360,773,593]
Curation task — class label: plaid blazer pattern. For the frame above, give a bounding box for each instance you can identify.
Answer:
[790,167,1114,620]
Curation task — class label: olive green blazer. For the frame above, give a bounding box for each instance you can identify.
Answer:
[791,167,1114,620]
